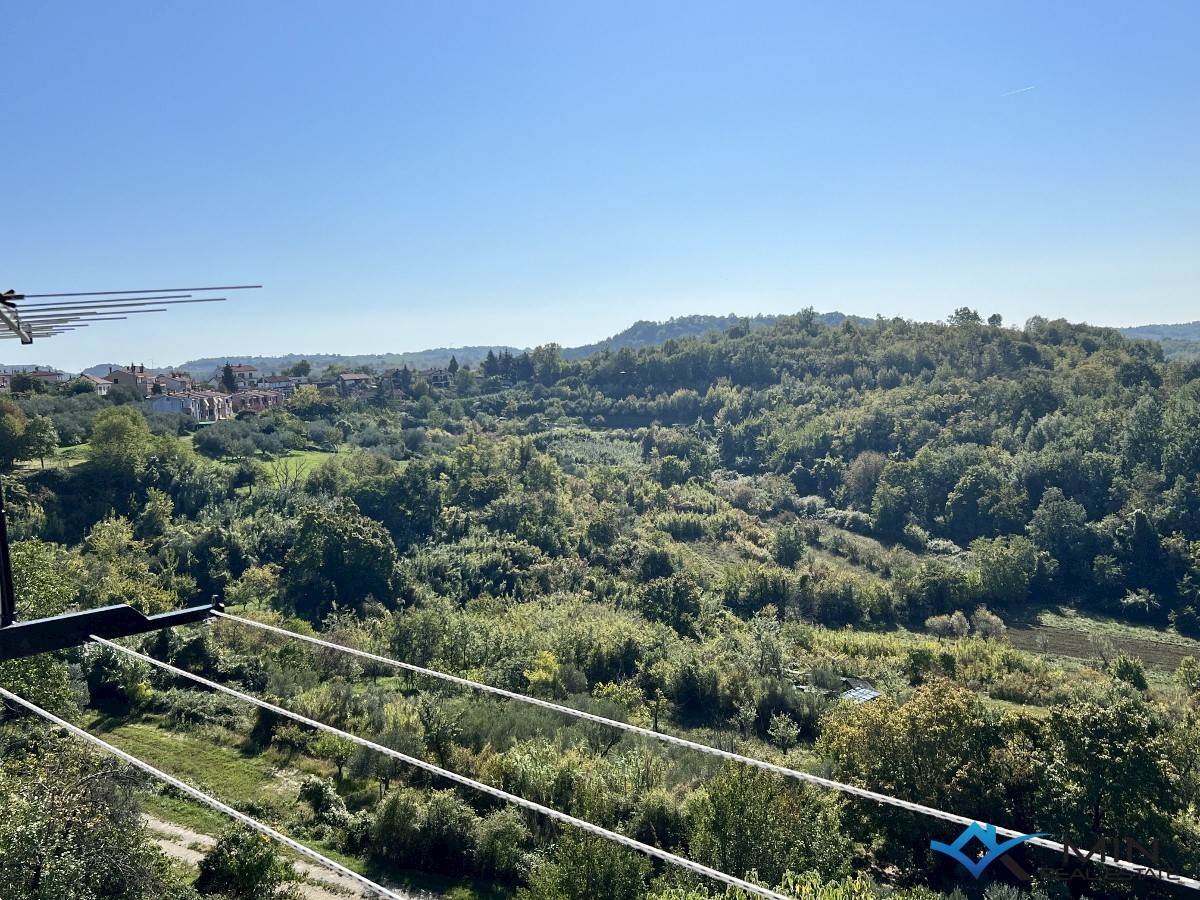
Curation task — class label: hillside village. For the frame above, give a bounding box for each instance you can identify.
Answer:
[0,362,458,424]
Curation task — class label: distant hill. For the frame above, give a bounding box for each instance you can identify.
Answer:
[165,347,524,378]
[560,311,869,361]
[1116,322,1200,358]
[60,313,1200,379]
[1117,321,1200,342]
[144,312,870,375]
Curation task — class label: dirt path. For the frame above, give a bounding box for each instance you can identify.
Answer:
[144,814,426,900]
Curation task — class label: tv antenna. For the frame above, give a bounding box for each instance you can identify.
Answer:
[0,282,260,658]
[0,284,259,343]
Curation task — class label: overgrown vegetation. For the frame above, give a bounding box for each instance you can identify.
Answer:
[4,309,1200,898]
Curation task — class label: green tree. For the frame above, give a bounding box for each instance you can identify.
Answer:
[311,732,356,782]
[1108,653,1148,690]
[1026,487,1090,578]
[819,680,1004,868]
[1175,656,1200,696]
[0,737,194,900]
[221,363,238,393]
[970,536,1040,607]
[520,833,648,900]
[88,406,155,482]
[0,398,29,469]
[474,807,531,882]
[1033,693,1181,869]
[280,500,399,620]
[195,827,300,899]
[22,415,58,469]
[685,765,849,884]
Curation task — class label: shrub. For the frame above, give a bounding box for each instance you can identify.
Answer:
[473,807,531,882]
[195,827,300,899]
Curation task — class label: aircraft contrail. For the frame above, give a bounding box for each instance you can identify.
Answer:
[1000,86,1036,97]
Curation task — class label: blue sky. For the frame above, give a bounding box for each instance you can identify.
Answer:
[4,2,1198,371]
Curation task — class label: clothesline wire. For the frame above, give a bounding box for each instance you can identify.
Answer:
[93,634,794,900]
[0,684,413,900]
[211,610,1200,891]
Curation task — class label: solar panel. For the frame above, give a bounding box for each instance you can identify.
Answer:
[840,687,881,704]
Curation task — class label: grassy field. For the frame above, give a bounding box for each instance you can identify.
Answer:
[1007,607,1200,672]
[86,711,507,899]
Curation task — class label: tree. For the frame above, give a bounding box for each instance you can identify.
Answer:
[0,398,29,468]
[1175,656,1200,696]
[1033,694,1181,868]
[195,827,300,899]
[1109,653,1148,690]
[1026,487,1090,578]
[843,451,887,510]
[970,536,1040,607]
[947,307,982,326]
[447,355,459,375]
[522,833,649,900]
[23,415,58,469]
[88,406,155,482]
[474,807,530,882]
[0,737,194,900]
[970,605,1007,640]
[819,681,1005,868]
[311,732,355,782]
[279,499,400,620]
[685,764,849,884]
[222,363,237,393]
[285,359,312,377]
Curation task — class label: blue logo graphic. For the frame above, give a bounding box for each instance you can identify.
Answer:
[931,823,1049,879]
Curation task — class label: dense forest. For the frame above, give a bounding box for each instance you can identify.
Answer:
[3,308,1200,900]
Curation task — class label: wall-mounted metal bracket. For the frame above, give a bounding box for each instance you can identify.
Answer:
[0,600,222,662]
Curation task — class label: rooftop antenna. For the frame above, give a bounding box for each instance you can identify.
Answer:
[0,282,260,658]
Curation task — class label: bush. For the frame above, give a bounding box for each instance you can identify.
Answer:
[473,807,531,882]
[1108,653,1148,691]
[296,775,349,827]
[924,611,969,639]
[195,827,300,899]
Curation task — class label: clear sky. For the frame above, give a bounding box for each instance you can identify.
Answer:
[5,2,1198,371]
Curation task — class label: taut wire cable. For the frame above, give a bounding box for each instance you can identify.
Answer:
[0,685,413,900]
[211,612,1200,890]
[92,635,793,900]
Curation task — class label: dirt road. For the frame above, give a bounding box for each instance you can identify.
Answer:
[144,814,426,900]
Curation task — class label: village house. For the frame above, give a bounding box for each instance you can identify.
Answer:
[16,366,71,385]
[336,373,374,397]
[260,374,304,395]
[211,364,260,389]
[230,389,285,413]
[79,373,111,396]
[146,389,234,423]
[153,372,194,394]
[105,364,153,397]
[419,367,455,389]
[0,374,11,394]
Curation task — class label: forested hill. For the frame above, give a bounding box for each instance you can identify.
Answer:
[102,346,525,378]
[1117,321,1200,358]
[80,311,867,376]
[560,310,870,360]
[61,313,1195,378]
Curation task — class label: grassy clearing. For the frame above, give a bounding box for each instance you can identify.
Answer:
[84,712,326,822]
[1006,607,1200,671]
[90,711,507,899]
